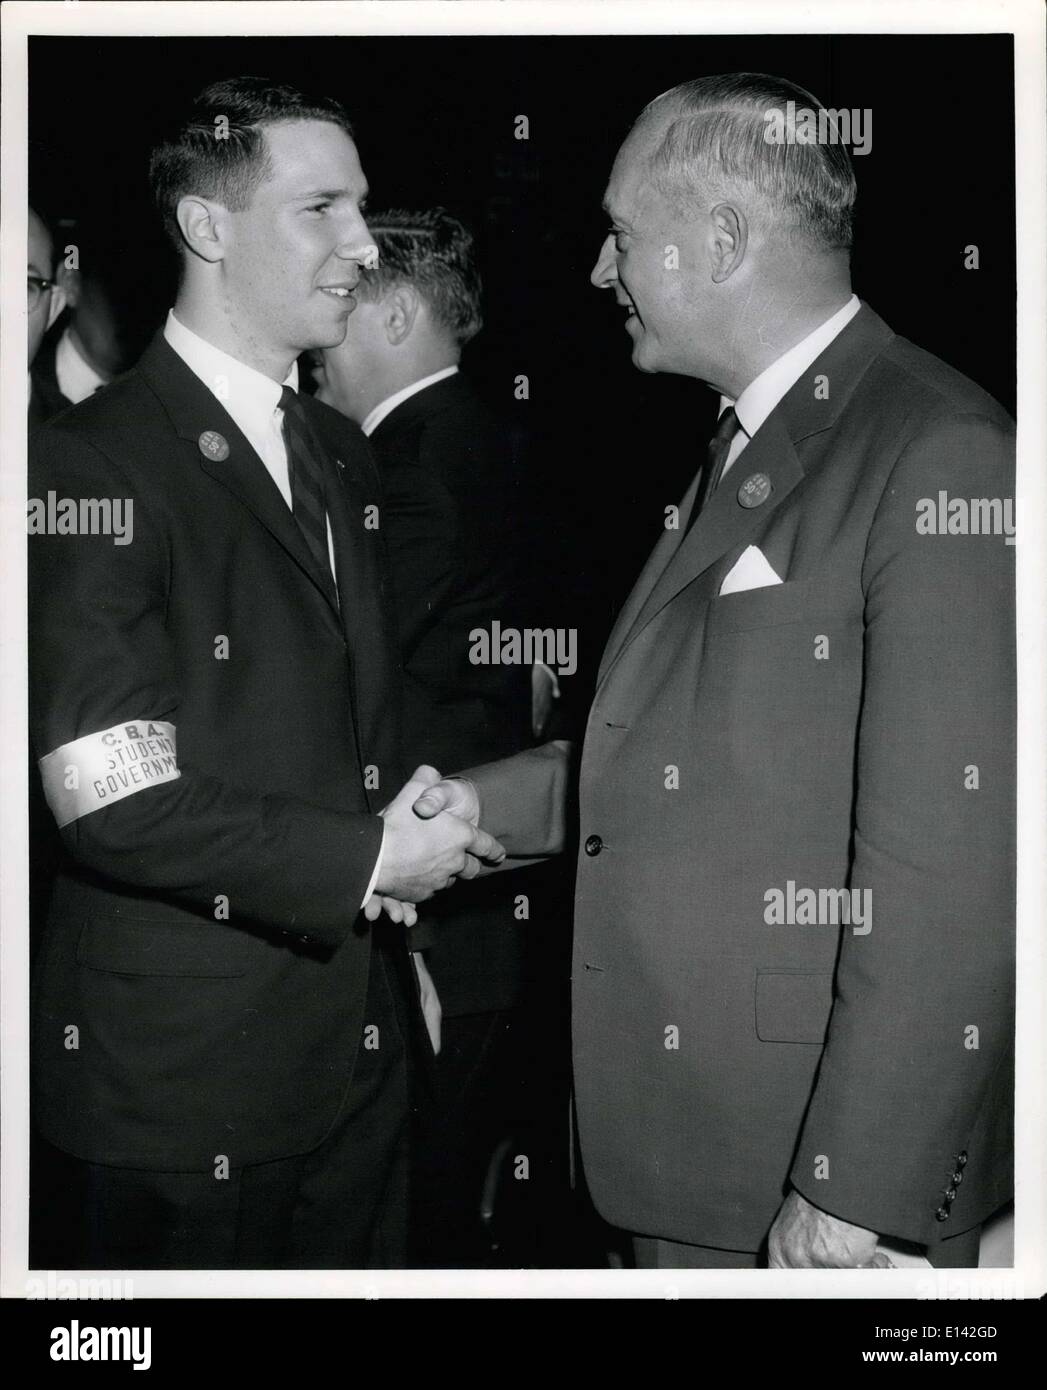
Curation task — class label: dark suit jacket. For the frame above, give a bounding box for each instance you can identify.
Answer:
[29,332,412,1171]
[28,339,74,942]
[369,373,533,1017]
[470,304,1015,1252]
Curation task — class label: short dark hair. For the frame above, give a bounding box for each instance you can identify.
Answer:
[640,73,857,251]
[354,208,483,345]
[149,76,355,252]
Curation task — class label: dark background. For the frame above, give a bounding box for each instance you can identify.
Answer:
[30,31,1016,696]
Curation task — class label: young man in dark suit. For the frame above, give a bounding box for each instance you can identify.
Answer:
[28,78,503,1269]
[412,73,1015,1269]
[315,209,555,1264]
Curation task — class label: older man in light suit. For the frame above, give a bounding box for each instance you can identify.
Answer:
[412,73,1015,1268]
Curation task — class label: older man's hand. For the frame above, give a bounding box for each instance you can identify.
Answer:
[376,766,503,903]
[411,774,481,826]
[768,1189,884,1267]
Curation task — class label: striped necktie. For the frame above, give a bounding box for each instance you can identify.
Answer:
[279,386,335,594]
[685,405,742,535]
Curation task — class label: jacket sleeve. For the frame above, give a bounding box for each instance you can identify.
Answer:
[465,740,572,860]
[789,410,1015,1245]
[29,426,382,947]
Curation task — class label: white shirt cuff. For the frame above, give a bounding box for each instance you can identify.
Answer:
[361,821,386,908]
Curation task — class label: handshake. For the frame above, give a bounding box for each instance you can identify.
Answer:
[362,765,499,928]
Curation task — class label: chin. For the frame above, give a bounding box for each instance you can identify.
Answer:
[630,337,664,376]
[317,310,354,344]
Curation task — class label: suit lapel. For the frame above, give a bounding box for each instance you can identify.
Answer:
[136,334,341,629]
[597,302,896,691]
[137,333,402,808]
[598,417,804,689]
[597,468,703,684]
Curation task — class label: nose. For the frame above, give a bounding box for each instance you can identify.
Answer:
[590,233,618,290]
[335,211,378,272]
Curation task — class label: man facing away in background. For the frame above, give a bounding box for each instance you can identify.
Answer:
[315,208,565,1265]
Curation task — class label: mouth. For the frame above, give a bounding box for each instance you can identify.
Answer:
[617,297,639,324]
[318,284,357,301]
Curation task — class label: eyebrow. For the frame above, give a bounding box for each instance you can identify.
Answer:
[294,187,370,205]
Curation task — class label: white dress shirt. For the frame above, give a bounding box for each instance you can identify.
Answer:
[163,309,385,905]
[54,326,108,404]
[360,364,459,438]
[718,294,861,477]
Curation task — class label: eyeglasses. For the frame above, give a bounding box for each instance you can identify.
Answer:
[27,275,55,311]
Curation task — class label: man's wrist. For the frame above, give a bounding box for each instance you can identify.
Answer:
[360,819,386,907]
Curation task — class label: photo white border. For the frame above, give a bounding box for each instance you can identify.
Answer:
[3,0,1044,1301]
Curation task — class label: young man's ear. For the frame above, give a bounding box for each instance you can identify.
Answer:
[175,197,227,263]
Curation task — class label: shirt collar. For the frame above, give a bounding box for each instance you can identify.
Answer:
[55,325,108,403]
[719,294,861,439]
[163,310,298,444]
[361,364,459,437]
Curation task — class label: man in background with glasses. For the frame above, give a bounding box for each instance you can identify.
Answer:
[27,205,69,427]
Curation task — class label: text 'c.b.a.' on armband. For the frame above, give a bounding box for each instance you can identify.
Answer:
[38,721,179,827]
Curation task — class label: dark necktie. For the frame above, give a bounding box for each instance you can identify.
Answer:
[279,386,335,594]
[685,405,742,535]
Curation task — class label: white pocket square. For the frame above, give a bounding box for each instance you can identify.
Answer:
[719,545,783,596]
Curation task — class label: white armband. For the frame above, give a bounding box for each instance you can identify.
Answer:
[39,720,180,828]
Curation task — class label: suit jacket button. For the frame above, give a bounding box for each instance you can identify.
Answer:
[935,1206,951,1222]
[956,1151,968,1166]
[944,1187,957,1202]
[951,1170,964,1186]
[584,834,603,857]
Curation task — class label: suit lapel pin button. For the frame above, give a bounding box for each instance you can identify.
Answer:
[198,430,230,462]
[738,472,772,508]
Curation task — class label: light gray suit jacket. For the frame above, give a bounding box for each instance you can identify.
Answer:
[469,304,1014,1252]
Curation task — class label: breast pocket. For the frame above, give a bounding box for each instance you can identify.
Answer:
[699,577,862,742]
[705,578,818,636]
[76,917,251,978]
